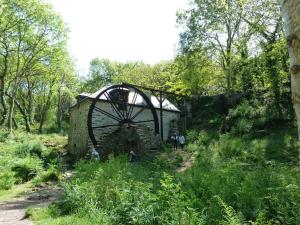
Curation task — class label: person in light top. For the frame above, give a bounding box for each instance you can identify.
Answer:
[129,150,137,162]
[91,147,100,160]
[178,134,185,150]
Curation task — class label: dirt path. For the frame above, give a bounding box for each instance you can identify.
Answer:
[176,152,196,173]
[0,183,62,225]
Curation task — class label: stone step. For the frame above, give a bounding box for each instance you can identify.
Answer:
[147,150,160,156]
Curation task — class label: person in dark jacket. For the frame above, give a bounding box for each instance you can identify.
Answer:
[171,133,178,150]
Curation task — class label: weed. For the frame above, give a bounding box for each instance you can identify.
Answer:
[0,171,16,190]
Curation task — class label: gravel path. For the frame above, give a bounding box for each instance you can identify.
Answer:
[0,184,62,225]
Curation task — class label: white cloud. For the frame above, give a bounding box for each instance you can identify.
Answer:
[46,0,188,75]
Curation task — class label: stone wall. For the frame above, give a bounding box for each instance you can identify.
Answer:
[68,99,180,157]
[68,101,90,156]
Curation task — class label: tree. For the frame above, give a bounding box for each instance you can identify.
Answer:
[174,49,224,95]
[177,0,251,93]
[243,0,286,118]
[81,58,117,93]
[279,0,300,138]
[0,0,75,132]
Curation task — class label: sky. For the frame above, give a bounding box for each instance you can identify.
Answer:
[47,0,188,76]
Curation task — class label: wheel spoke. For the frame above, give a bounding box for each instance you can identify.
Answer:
[92,124,120,129]
[104,91,125,120]
[127,90,138,119]
[132,119,155,124]
[94,106,121,122]
[130,107,146,121]
[120,87,129,119]
[117,87,126,119]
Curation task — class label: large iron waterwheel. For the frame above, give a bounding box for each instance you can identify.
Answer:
[87,83,159,148]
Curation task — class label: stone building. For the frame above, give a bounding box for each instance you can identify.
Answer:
[68,84,181,158]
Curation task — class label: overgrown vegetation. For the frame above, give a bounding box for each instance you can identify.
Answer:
[181,131,300,224]
[1,0,300,224]
[23,99,299,225]
[0,129,65,194]
[28,156,202,225]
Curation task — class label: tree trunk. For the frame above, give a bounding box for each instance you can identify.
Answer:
[0,77,7,125]
[13,117,18,129]
[0,50,9,125]
[39,89,53,133]
[56,87,62,130]
[28,93,34,125]
[7,99,14,132]
[280,0,300,139]
[26,78,35,125]
[6,93,31,132]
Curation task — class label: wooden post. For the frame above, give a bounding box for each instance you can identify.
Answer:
[159,91,164,140]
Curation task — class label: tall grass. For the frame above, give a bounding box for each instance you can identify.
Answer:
[0,129,65,192]
[31,156,203,225]
[180,128,300,224]
[29,124,300,225]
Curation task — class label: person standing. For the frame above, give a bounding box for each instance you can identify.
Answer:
[129,150,137,162]
[178,134,185,150]
[91,147,100,160]
[171,133,178,150]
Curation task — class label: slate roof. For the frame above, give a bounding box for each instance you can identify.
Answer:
[76,85,181,113]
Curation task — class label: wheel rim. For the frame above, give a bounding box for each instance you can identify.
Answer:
[87,84,159,147]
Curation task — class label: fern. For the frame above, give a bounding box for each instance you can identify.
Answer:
[215,195,245,225]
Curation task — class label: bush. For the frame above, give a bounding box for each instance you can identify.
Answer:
[0,130,65,193]
[196,130,210,146]
[228,101,266,136]
[15,141,60,167]
[173,153,184,167]
[155,173,203,224]
[179,127,300,224]
[0,170,16,190]
[54,157,203,225]
[160,143,172,153]
[0,129,10,142]
[16,141,47,158]
[244,139,266,163]
[213,134,247,159]
[283,135,299,164]
[12,157,43,183]
[33,165,61,184]
[186,130,198,143]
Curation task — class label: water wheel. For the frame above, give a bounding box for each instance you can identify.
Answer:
[87,83,159,148]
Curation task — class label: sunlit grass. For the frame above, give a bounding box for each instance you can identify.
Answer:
[0,182,33,202]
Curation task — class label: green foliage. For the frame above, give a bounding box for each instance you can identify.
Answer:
[196,130,211,146]
[20,124,298,225]
[156,173,202,225]
[216,196,245,225]
[179,126,300,225]
[80,58,118,93]
[34,157,203,225]
[16,141,47,158]
[186,130,199,143]
[160,143,173,153]
[173,153,184,167]
[283,135,300,164]
[15,141,59,167]
[174,50,223,95]
[228,101,265,136]
[0,171,16,190]
[0,128,10,142]
[33,165,61,184]
[12,157,43,183]
[0,0,76,132]
[0,130,64,190]
[217,134,247,159]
